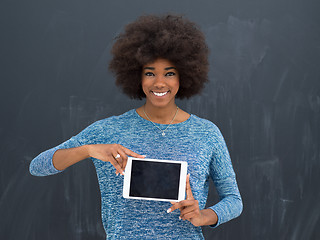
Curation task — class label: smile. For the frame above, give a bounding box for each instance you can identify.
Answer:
[152,91,169,97]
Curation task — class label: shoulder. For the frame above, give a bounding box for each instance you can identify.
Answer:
[187,114,226,146]
[76,109,136,137]
[89,109,136,128]
[189,114,221,133]
[73,109,136,144]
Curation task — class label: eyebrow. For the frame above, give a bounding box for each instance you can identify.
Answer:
[143,67,176,70]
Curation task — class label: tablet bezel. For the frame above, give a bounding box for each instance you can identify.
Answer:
[123,157,188,202]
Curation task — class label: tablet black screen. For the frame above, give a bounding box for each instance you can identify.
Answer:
[129,160,181,200]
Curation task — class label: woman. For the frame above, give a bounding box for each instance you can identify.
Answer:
[30,14,242,239]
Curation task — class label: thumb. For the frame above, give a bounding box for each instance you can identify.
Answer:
[186,174,194,200]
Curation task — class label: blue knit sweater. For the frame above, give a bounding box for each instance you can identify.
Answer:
[30,109,242,239]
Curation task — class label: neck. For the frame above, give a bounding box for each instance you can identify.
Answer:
[143,102,178,124]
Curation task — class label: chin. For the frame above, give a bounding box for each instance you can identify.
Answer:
[147,98,173,108]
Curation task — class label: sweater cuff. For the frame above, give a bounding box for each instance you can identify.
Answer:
[208,205,224,228]
[29,147,64,176]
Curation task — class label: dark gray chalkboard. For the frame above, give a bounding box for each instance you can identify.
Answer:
[1,0,319,239]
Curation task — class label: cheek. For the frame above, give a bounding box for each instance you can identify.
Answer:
[174,78,180,92]
[141,78,149,94]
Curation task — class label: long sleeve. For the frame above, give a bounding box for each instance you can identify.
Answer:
[208,126,243,228]
[29,137,81,176]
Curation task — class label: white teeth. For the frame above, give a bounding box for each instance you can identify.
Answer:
[153,91,168,97]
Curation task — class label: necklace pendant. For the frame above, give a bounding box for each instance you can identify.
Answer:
[143,106,179,138]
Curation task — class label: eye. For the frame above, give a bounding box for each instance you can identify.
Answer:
[165,72,176,76]
[144,72,155,77]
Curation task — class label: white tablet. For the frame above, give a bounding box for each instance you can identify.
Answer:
[123,157,188,202]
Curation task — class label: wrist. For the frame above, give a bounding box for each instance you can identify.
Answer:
[199,209,218,226]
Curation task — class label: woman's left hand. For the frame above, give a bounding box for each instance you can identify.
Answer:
[168,174,204,227]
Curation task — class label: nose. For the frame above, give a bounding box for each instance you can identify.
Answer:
[154,75,166,88]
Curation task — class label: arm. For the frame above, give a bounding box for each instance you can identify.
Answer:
[30,143,145,177]
[52,146,89,171]
[169,173,242,227]
[208,174,243,227]
[53,144,144,174]
[29,119,145,177]
[207,125,243,227]
[168,174,218,226]
[169,125,242,227]
[29,137,81,176]
[29,120,102,176]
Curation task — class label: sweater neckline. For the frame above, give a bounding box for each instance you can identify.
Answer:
[133,109,193,127]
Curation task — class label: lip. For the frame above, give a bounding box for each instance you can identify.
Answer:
[151,91,169,97]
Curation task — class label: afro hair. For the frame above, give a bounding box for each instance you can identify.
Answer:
[109,14,209,99]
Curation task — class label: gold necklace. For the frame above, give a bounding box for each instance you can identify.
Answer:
[143,106,179,136]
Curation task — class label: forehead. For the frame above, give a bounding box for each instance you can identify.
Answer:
[143,58,176,68]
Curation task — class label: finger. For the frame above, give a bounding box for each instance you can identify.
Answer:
[186,174,194,200]
[119,150,128,171]
[109,155,125,175]
[112,151,123,169]
[180,204,197,216]
[181,211,197,221]
[121,146,145,158]
[112,149,125,169]
[167,202,181,213]
[167,200,194,213]
[117,149,128,170]
[169,202,184,212]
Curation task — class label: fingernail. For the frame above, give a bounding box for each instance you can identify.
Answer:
[179,216,181,220]
[142,155,147,158]
[167,208,172,213]
[116,173,119,176]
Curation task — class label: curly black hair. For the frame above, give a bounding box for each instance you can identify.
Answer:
[109,14,209,99]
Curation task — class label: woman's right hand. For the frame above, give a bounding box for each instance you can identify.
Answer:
[85,144,145,175]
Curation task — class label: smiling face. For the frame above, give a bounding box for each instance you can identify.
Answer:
[141,58,179,109]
